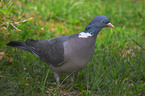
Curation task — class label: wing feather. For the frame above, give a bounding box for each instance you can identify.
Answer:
[25,36,70,67]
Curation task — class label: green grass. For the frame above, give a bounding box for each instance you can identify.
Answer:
[0,0,145,95]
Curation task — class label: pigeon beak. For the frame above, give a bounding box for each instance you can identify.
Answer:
[107,23,115,28]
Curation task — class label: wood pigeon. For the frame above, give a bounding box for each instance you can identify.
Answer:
[7,15,114,86]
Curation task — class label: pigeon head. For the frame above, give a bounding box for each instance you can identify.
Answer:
[84,15,114,35]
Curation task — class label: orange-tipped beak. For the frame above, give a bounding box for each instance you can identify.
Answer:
[107,23,115,28]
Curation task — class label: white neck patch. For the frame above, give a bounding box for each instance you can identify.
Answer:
[78,32,92,38]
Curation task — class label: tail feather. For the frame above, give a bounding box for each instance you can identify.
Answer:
[7,41,29,51]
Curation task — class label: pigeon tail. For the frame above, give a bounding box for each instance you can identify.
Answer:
[7,41,29,51]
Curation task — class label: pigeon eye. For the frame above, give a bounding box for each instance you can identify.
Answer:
[101,20,105,23]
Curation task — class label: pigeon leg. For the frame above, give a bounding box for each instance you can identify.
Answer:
[54,72,60,87]
[70,74,74,83]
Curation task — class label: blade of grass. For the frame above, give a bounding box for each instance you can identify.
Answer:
[128,35,145,50]
[41,69,49,96]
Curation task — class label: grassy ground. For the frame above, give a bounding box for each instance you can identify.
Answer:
[0,0,145,95]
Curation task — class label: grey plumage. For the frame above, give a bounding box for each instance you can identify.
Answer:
[7,15,114,86]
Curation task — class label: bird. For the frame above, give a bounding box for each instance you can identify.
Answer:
[7,15,114,86]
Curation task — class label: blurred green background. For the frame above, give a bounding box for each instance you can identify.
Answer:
[0,0,145,95]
